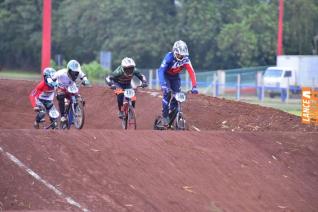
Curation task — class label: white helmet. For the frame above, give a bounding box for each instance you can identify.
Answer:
[67,60,81,81]
[172,40,189,61]
[121,57,136,76]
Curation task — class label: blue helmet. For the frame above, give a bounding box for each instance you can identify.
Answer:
[43,67,56,79]
[43,67,56,86]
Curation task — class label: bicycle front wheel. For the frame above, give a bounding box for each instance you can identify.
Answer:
[121,104,128,129]
[175,112,187,130]
[73,102,85,129]
[127,105,137,130]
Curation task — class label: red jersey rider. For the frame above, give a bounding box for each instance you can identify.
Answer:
[29,67,59,129]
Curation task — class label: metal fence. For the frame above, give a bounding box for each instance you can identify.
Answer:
[139,66,318,109]
[139,66,269,98]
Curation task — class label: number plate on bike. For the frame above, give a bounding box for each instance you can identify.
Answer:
[175,92,186,102]
[67,83,79,94]
[49,107,60,118]
[124,89,135,98]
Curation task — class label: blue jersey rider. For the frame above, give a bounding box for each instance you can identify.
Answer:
[158,40,198,126]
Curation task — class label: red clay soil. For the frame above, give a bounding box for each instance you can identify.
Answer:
[0,79,318,212]
[0,79,317,131]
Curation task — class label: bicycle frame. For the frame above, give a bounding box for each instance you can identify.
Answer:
[115,88,137,130]
[168,91,186,125]
[37,105,59,129]
[62,83,85,129]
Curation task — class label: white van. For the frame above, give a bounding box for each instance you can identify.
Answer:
[263,55,318,97]
[263,67,295,97]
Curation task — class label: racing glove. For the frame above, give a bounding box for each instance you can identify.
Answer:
[110,84,117,90]
[82,78,90,86]
[191,86,198,94]
[141,80,148,88]
[47,78,58,88]
[50,81,59,88]
[105,76,114,86]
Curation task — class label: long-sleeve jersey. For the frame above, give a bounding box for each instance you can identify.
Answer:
[158,52,197,87]
[108,66,145,85]
[29,80,55,107]
[52,68,87,88]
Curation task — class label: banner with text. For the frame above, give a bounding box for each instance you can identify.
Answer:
[302,87,318,125]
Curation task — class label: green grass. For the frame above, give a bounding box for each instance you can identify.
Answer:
[0,69,107,87]
[225,95,302,116]
[0,70,40,80]
[0,70,105,83]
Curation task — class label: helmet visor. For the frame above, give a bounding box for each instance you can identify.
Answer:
[69,69,79,81]
[175,53,184,60]
[124,67,134,76]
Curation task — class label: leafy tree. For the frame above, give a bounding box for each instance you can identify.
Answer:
[217,2,277,68]
[55,0,176,69]
[176,0,221,70]
[1,0,318,71]
[217,22,257,67]
[0,0,43,69]
[284,0,318,54]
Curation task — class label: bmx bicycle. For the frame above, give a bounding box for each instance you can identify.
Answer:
[60,82,85,129]
[115,87,142,130]
[36,103,60,129]
[154,90,188,130]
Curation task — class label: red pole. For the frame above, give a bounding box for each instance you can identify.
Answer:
[277,0,284,55]
[41,0,51,73]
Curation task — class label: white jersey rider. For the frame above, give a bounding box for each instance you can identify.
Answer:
[52,60,90,123]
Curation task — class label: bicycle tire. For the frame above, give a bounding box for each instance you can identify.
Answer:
[175,112,186,130]
[153,116,165,130]
[127,105,137,130]
[74,102,85,129]
[121,104,128,129]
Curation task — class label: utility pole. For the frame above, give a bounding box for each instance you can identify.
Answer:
[41,0,52,73]
[277,0,284,55]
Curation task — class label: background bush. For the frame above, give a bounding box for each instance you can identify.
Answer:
[82,61,110,80]
[50,59,67,71]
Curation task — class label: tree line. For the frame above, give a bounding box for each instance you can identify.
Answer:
[0,0,317,71]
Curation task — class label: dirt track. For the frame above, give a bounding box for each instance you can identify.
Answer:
[0,79,318,211]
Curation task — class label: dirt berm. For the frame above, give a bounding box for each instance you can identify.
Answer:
[0,79,317,211]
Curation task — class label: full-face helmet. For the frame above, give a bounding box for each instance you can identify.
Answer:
[43,67,57,86]
[67,60,81,81]
[121,57,136,77]
[43,67,56,78]
[172,40,189,61]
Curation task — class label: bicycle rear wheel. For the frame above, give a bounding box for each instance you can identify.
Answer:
[153,116,165,130]
[60,106,70,130]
